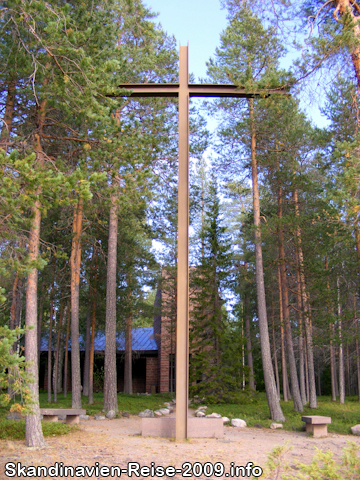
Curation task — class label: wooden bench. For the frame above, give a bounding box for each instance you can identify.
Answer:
[301,415,331,438]
[40,408,86,425]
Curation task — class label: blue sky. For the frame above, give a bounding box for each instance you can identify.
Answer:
[144,0,328,128]
[144,0,228,80]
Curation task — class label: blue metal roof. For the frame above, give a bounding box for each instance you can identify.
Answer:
[40,327,157,352]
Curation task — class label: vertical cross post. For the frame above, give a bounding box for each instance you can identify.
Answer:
[176,45,189,441]
[117,46,288,442]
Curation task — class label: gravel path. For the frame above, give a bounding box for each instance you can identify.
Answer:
[1,415,359,479]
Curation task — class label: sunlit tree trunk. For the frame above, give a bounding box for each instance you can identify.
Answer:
[278,186,302,412]
[337,277,345,404]
[83,308,91,397]
[89,253,97,405]
[278,267,289,402]
[24,91,47,446]
[53,298,64,402]
[70,198,83,409]
[271,297,280,399]
[249,98,284,421]
[293,189,317,408]
[63,300,70,398]
[296,262,307,405]
[47,262,56,403]
[104,196,118,412]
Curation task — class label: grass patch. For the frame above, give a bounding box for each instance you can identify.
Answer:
[1,391,358,440]
[200,392,360,434]
[0,418,77,440]
[38,391,174,416]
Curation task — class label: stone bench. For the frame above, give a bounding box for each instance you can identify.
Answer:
[40,408,86,425]
[301,415,331,438]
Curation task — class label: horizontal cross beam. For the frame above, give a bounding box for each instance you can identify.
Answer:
[117,83,289,98]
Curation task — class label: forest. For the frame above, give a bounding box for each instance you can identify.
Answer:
[1,0,360,447]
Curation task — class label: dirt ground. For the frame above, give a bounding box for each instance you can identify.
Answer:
[1,414,359,479]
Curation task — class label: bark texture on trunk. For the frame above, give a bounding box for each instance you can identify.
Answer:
[70,198,83,409]
[278,267,289,402]
[249,99,284,421]
[47,264,56,403]
[296,262,307,405]
[63,300,70,398]
[53,299,64,402]
[244,287,255,391]
[83,308,91,397]
[278,188,303,412]
[25,199,45,448]
[24,92,47,446]
[293,189,317,408]
[104,197,118,412]
[337,277,345,404]
[89,294,96,404]
[89,253,97,405]
[271,298,280,399]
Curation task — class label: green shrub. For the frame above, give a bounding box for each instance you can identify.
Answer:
[264,441,360,479]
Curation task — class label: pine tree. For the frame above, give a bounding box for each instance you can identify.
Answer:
[189,173,238,402]
[207,5,287,420]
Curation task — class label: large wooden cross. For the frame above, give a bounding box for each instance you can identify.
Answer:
[118,46,287,440]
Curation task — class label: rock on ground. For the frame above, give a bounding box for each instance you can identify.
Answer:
[231,419,247,428]
[270,423,283,430]
[94,415,106,421]
[222,417,230,424]
[79,415,89,420]
[122,412,130,418]
[138,409,154,418]
[351,425,360,435]
[106,411,116,419]
[196,411,206,417]
[206,412,222,418]
[158,408,170,415]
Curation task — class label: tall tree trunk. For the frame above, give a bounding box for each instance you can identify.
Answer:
[37,281,45,368]
[63,300,70,398]
[25,200,45,447]
[104,196,118,412]
[248,98,284,421]
[89,252,97,405]
[0,80,16,150]
[325,256,337,401]
[53,298,64,402]
[70,198,83,409]
[24,88,47,446]
[47,262,56,403]
[244,280,255,391]
[83,308,91,397]
[9,273,22,397]
[296,262,307,405]
[278,267,289,402]
[271,297,280,399]
[124,270,133,395]
[293,188,317,408]
[89,294,96,404]
[337,277,345,404]
[278,187,303,412]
